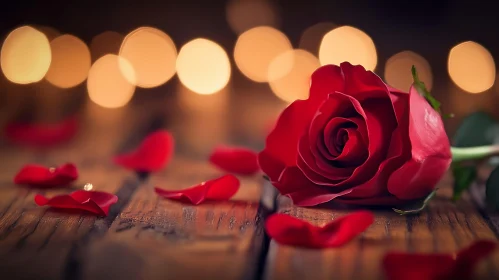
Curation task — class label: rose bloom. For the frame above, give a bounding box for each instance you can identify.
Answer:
[259,62,451,206]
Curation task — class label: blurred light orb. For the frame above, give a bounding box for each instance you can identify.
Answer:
[385,51,432,91]
[268,49,320,103]
[234,26,292,82]
[90,31,124,62]
[0,26,52,84]
[45,34,91,88]
[448,41,495,94]
[119,27,177,88]
[299,22,336,56]
[319,26,377,71]
[87,54,136,108]
[176,38,231,95]
[33,25,60,41]
[226,0,280,34]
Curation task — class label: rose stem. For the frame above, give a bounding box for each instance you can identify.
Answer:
[451,145,499,162]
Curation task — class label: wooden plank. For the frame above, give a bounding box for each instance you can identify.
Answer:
[78,157,269,280]
[0,98,166,280]
[263,173,499,280]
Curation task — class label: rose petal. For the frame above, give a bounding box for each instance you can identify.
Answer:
[298,93,396,191]
[322,117,368,165]
[340,63,389,100]
[114,130,174,173]
[276,166,352,206]
[383,253,455,280]
[387,86,452,200]
[209,145,259,175]
[155,174,240,205]
[454,240,497,278]
[4,117,78,147]
[14,163,78,187]
[34,190,118,216]
[265,211,374,248]
[259,100,315,177]
[309,64,345,109]
[383,240,497,280]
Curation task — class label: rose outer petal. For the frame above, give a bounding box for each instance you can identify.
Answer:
[340,63,390,100]
[114,130,174,173]
[265,211,374,248]
[155,174,240,205]
[309,64,345,108]
[275,167,352,206]
[387,86,452,200]
[209,146,259,175]
[258,99,317,185]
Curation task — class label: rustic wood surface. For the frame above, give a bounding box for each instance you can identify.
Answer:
[0,92,272,280]
[1,86,499,280]
[264,173,499,280]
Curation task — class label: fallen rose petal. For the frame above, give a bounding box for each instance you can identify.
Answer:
[4,116,78,147]
[154,174,240,205]
[114,130,174,173]
[383,240,497,280]
[209,145,259,175]
[34,190,118,216]
[265,211,374,248]
[14,163,78,187]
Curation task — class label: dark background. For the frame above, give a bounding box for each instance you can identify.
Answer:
[1,0,499,136]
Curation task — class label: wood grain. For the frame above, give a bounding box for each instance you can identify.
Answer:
[78,157,268,280]
[264,174,499,280]
[0,98,165,280]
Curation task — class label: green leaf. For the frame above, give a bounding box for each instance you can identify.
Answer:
[451,163,477,201]
[486,165,499,210]
[392,188,439,215]
[453,111,498,148]
[412,65,441,114]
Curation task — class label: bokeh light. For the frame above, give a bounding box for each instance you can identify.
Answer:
[226,0,280,35]
[34,25,60,41]
[45,34,91,88]
[448,41,495,94]
[234,26,292,82]
[0,26,51,84]
[87,54,136,108]
[176,38,231,95]
[299,22,336,56]
[319,26,377,71]
[385,51,432,91]
[119,27,177,88]
[90,31,124,62]
[268,49,320,102]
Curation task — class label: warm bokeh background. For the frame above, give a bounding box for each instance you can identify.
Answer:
[1,0,499,152]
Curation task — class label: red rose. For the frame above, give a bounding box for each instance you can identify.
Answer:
[258,62,452,206]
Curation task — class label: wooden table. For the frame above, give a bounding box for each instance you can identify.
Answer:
[1,87,499,280]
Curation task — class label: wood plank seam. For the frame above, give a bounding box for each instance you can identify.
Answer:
[62,117,166,280]
[251,182,278,280]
